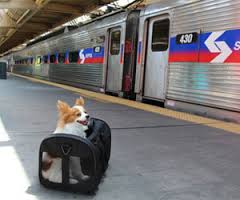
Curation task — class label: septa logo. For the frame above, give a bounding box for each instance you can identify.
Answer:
[204,31,232,63]
[201,29,240,63]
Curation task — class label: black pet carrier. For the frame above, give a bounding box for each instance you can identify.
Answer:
[39,118,111,194]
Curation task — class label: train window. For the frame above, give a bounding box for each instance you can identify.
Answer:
[43,55,48,64]
[58,53,65,63]
[36,56,41,64]
[110,31,121,55]
[69,51,79,63]
[50,55,56,63]
[151,19,169,51]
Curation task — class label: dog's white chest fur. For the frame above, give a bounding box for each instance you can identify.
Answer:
[42,157,62,183]
[54,122,87,138]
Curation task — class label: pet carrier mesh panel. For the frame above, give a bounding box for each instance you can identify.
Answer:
[39,118,111,193]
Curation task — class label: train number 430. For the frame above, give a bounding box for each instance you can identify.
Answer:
[176,32,198,45]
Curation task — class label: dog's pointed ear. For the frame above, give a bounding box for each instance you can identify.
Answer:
[57,100,70,113]
[75,97,84,106]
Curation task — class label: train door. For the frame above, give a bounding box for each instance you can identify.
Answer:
[106,28,122,93]
[143,16,170,100]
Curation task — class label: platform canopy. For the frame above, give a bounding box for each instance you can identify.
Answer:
[0,0,115,55]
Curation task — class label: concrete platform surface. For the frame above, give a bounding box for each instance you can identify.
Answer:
[0,74,240,200]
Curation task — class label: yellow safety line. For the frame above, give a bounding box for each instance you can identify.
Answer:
[11,73,240,134]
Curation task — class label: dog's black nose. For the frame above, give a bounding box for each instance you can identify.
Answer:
[86,115,90,119]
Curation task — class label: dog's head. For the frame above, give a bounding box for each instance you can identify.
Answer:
[57,97,90,131]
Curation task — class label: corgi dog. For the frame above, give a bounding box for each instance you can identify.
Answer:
[42,97,90,184]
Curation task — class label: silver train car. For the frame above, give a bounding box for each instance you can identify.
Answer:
[135,0,240,122]
[10,10,140,97]
[6,0,240,122]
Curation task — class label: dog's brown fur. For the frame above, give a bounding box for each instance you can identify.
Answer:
[56,98,85,129]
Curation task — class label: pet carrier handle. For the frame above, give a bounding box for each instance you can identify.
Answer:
[61,144,72,155]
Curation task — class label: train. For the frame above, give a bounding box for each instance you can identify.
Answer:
[3,0,240,123]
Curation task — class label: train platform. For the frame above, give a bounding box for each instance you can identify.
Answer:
[0,73,240,200]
